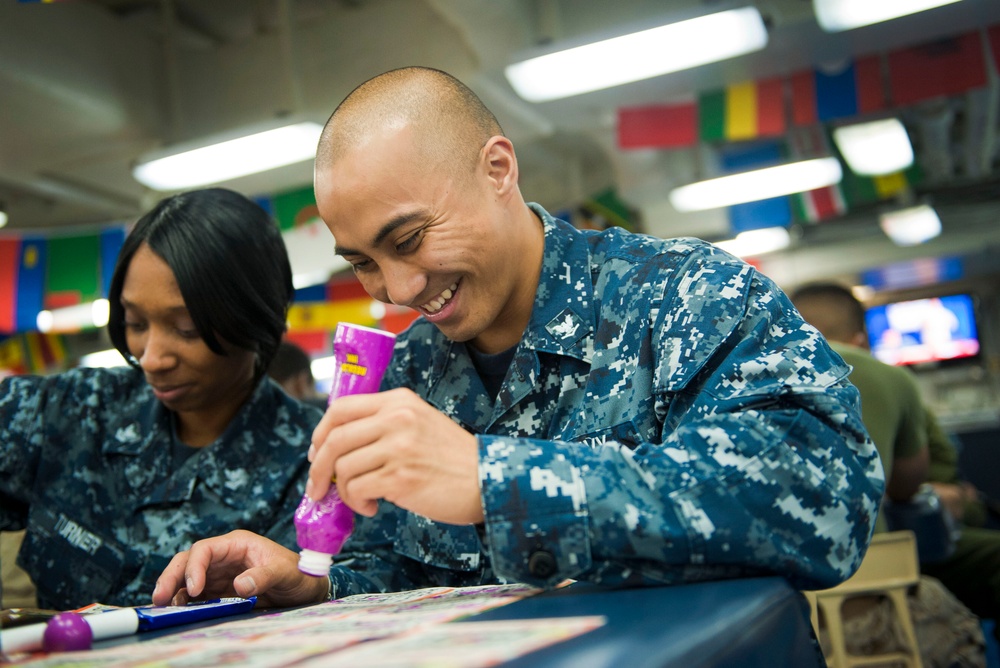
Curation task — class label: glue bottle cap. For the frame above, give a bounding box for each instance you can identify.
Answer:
[298,549,333,577]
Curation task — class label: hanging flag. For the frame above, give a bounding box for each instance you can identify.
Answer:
[272,185,319,231]
[99,226,126,298]
[294,283,328,303]
[872,172,909,199]
[791,185,846,223]
[0,238,20,333]
[790,71,818,126]
[888,32,987,106]
[287,300,376,332]
[791,57,887,127]
[284,330,330,357]
[47,234,100,309]
[720,141,792,234]
[617,102,697,149]
[699,78,785,142]
[16,237,46,332]
[21,332,66,371]
[853,55,887,114]
[581,188,638,232]
[0,336,26,374]
[327,276,371,303]
[380,305,420,335]
[23,331,45,373]
[253,195,275,218]
[786,127,846,223]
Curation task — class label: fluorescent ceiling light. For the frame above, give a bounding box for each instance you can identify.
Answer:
[670,157,843,212]
[879,204,942,246]
[80,348,128,368]
[505,7,768,102]
[833,118,914,176]
[714,227,791,257]
[133,121,323,191]
[813,0,963,32]
[36,299,110,333]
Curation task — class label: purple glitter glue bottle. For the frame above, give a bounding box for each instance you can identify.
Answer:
[294,323,396,577]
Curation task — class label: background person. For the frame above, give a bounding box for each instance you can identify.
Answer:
[922,409,1000,643]
[268,340,327,410]
[0,188,323,610]
[153,67,883,609]
[790,282,985,667]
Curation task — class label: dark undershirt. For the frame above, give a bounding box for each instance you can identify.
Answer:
[467,344,517,401]
[169,417,200,471]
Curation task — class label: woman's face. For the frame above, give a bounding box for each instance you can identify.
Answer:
[120,243,256,424]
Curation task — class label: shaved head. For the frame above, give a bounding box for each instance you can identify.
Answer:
[317,67,504,180]
[789,282,868,345]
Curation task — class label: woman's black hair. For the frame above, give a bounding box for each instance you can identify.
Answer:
[107,188,293,383]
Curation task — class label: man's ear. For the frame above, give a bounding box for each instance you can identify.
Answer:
[851,331,870,349]
[482,136,518,196]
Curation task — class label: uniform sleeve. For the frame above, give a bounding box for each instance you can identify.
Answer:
[257,402,329,553]
[478,253,885,591]
[0,375,48,531]
[327,502,423,598]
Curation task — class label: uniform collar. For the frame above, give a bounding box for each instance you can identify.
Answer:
[419,205,595,431]
[104,378,289,508]
[519,203,594,362]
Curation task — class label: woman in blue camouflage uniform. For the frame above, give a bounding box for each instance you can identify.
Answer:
[0,188,324,610]
[153,68,883,611]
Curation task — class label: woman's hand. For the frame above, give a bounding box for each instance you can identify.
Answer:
[152,530,330,608]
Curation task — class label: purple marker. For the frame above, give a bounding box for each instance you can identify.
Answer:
[294,323,397,576]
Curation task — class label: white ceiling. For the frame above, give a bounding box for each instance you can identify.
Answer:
[1,0,999,289]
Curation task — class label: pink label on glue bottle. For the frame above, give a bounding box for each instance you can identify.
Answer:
[294,323,397,577]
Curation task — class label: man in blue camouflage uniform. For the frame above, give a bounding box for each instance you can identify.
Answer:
[153,67,884,609]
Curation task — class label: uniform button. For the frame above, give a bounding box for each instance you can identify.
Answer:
[528,550,557,578]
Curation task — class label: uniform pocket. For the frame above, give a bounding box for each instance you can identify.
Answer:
[20,507,135,608]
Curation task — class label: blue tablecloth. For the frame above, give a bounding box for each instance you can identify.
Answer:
[471,577,822,668]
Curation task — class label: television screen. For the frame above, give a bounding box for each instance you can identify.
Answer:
[865,293,980,366]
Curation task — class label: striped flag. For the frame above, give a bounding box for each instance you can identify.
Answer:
[272,185,319,231]
[581,188,638,232]
[22,332,67,372]
[791,57,887,126]
[888,32,987,106]
[791,183,846,223]
[16,238,46,332]
[617,102,697,149]
[787,127,846,223]
[99,226,126,298]
[699,78,785,142]
[46,234,100,309]
[720,141,793,234]
[839,167,921,209]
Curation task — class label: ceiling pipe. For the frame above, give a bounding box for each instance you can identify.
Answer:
[0,172,140,216]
